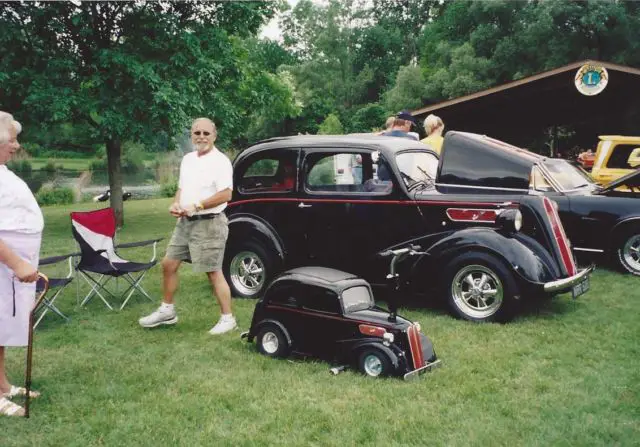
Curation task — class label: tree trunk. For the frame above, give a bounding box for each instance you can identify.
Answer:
[106,137,124,227]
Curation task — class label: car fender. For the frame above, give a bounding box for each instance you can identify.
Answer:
[349,340,401,370]
[409,227,557,286]
[610,216,640,247]
[227,214,285,262]
[253,319,292,347]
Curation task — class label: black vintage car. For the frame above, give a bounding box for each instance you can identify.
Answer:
[241,266,439,379]
[223,135,592,322]
[438,132,640,276]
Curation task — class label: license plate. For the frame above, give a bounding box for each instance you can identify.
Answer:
[572,277,590,299]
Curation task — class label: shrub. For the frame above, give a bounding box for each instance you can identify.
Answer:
[6,159,32,174]
[41,160,58,173]
[36,185,75,206]
[161,178,178,198]
[89,158,108,171]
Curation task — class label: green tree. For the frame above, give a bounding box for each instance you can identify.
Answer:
[0,1,278,225]
[318,113,344,135]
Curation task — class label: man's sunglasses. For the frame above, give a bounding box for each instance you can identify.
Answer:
[193,131,212,136]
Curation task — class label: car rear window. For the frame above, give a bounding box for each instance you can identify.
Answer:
[342,286,373,313]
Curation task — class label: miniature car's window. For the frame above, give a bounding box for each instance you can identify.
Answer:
[395,151,437,190]
[238,149,298,194]
[266,281,300,308]
[607,144,640,169]
[530,166,554,192]
[341,286,373,313]
[301,285,340,314]
[306,152,373,193]
[543,159,594,191]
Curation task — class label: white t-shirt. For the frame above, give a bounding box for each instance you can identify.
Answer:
[178,147,233,214]
[0,165,44,234]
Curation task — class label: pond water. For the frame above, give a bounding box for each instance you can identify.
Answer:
[17,167,173,200]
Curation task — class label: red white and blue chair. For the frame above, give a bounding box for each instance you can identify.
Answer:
[70,208,162,310]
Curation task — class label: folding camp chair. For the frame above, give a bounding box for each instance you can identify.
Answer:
[34,252,76,329]
[70,208,162,310]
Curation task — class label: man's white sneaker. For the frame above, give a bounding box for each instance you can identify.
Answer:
[139,306,178,328]
[209,316,237,335]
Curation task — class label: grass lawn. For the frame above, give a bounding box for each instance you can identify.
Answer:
[29,158,95,171]
[2,198,639,445]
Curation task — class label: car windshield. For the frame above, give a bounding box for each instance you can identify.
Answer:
[342,286,373,313]
[395,151,438,187]
[543,159,596,191]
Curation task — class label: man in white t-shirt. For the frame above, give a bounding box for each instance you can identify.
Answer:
[139,118,236,334]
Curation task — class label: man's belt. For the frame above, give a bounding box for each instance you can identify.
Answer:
[185,213,219,221]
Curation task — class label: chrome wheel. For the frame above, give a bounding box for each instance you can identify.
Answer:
[230,250,266,296]
[451,264,503,320]
[362,354,383,377]
[620,234,640,275]
[261,331,279,354]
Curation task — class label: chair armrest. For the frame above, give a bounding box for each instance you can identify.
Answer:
[116,238,163,249]
[39,253,78,266]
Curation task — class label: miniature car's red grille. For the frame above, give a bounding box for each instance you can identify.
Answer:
[358,324,386,337]
[407,324,425,369]
[542,197,577,276]
[446,208,498,223]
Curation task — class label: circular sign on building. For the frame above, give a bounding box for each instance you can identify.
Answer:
[575,64,609,96]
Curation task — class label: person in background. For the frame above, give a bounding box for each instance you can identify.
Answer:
[0,111,44,417]
[420,114,445,154]
[380,110,418,141]
[139,117,237,335]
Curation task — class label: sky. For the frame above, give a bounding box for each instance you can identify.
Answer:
[259,0,300,41]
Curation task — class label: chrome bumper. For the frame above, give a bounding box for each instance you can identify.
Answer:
[403,359,441,381]
[543,265,594,293]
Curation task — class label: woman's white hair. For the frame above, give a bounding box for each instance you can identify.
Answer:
[423,114,444,135]
[0,111,22,144]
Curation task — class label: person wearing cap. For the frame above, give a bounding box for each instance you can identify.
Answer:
[380,110,419,141]
[138,117,237,335]
[420,114,445,154]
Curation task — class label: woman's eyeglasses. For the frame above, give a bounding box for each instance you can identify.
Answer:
[193,131,211,136]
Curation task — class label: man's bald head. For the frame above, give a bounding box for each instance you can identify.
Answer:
[191,117,217,154]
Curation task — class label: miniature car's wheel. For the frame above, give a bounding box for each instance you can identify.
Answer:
[358,348,392,378]
[616,229,640,276]
[224,240,276,298]
[256,324,290,358]
[443,252,520,323]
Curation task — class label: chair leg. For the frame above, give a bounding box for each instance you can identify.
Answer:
[79,272,115,310]
[33,291,70,329]
[119,271,153,310]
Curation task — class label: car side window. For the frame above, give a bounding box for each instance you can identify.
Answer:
[300,285,341,314]
[237,149,298,194]
[607,144,640,169]
[265,281,301,308]
[305,151,392,195]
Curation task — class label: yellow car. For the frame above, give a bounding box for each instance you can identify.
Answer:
[591,136,640,190]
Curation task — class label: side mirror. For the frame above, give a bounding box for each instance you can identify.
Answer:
[627,148,640,168]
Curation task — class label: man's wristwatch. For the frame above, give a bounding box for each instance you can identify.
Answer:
[195,201,204,212]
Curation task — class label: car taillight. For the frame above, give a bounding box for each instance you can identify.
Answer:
[358,324,387,337]
[542,197,577,276]
[407,324,425,369]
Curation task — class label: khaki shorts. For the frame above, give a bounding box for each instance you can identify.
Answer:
[165,214,229,273]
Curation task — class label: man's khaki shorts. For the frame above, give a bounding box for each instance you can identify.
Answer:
[165,214,229,273]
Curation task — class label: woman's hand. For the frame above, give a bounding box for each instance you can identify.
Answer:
[14,259,38,282]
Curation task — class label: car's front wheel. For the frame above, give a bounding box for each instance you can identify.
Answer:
[224,241,276,298]
[443,252,520,323]
[256,324,290,358]
[358,348,392,378]
[616,229,640,276]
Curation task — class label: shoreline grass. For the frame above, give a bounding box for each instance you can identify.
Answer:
[1,198,638,445]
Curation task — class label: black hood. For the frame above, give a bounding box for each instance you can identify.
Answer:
[594,168,640,195]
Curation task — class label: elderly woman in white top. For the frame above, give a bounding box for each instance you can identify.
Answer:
[0,111,44,417]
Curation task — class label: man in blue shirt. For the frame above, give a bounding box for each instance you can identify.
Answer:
[380,110,419,140]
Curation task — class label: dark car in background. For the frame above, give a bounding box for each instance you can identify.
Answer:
[222,135,592,322]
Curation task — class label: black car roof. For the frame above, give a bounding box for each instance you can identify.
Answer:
[236,134,432,163]
[270,267,369,295]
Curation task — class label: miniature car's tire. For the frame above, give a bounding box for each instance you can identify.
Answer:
[224,240,276,299]
[358,348,392,378]
[256,324,290,358]
[616,228,640,276]
[443,252,520,323]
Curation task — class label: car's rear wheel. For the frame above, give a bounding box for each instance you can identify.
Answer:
[616,229,640,276]
[224,241,276,298]
[256,324,290,358]
[443,252,520,323]
[358,348,392,378]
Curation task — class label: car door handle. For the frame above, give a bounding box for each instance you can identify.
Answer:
[298,202,312,208]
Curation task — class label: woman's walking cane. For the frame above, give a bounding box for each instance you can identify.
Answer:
[24,272,49,418]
